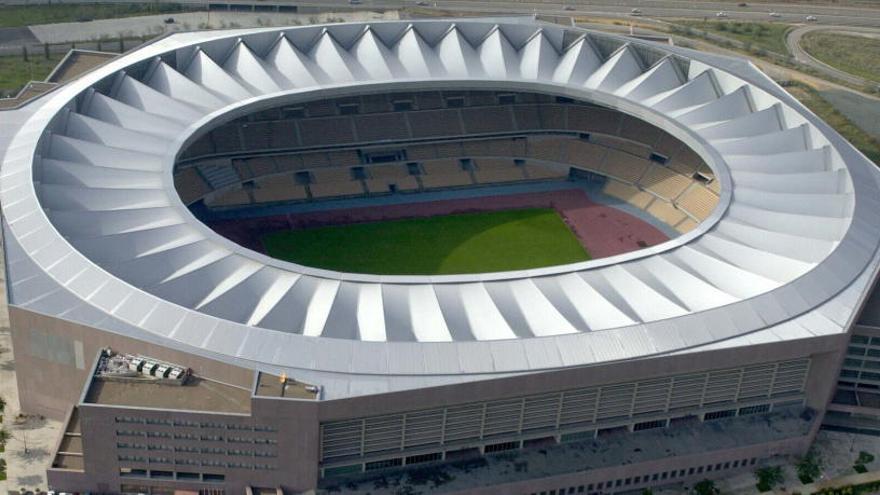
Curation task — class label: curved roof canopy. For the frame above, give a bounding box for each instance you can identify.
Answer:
[2,18,879,395]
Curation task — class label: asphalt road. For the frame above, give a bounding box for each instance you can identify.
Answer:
[4,0,880,27]
[786,24,880,88]
[296,0,880,28]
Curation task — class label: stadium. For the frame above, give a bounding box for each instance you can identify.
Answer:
[1,15,880,495]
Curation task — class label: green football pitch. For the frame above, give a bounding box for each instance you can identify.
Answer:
[261,208,591,275]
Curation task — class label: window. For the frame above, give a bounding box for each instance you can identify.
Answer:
[365,458,403,471]
[497,94,516,105]
[649,152,668,164]
[848,346,867,356]
[339,103,360,115]
[704,409,737,421]
[393,100,413,112]
[445,96,465,108]
[149,470,173,479]
[484,441,519,453]
[282,107,305,119]
[852,335,870,344]
[738,404,771,416]
[633,419,667,431]
[405,452,442,465]
[120,467,148,478]
[177,472,199,480]
[203,473,226,482]
[555,96,574,104]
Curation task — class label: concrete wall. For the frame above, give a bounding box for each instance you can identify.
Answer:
[10,306,255,419]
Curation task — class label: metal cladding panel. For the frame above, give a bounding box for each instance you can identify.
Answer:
[1,19,879,393]
[647,70,718,112]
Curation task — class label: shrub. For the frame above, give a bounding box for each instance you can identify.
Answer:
[755,465,784,492]
[693,479,720,495]
[796,449,822,484]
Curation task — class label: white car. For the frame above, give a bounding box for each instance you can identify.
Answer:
[630,8,642,16]
[769,12,782,18]
[806,15,818,22]
[716,11,728,18]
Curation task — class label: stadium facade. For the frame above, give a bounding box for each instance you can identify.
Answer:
[1,16,879,495]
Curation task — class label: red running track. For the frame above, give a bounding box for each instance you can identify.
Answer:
[207,188,669,260]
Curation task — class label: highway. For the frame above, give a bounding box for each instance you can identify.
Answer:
[4,0,880,27]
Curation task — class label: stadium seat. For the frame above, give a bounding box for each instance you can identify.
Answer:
[524,163,569,180]
[299,117,355,146]
[675,217,699,234]
[355,113,410,142]
[639,165,692,200]
[408,109,463,138]
[474,167,526,184]
[647,199,688,226]
[326,150,361,167]
[311,167,355,183]
[601,150,650,184]
[253,183,308,203]
[247,156,278,177]
[309,181,365,198]
[422,159,464,176]
[274,154,305,172]
[603,179,654,209]
[676,185,719,221]
[406,144,436,160]
[206,188,251,207]
[461,107,514,134]
[420,173,473,189]
[527,137,568,162]
[538,104,567,130]
[433,142,463,159]
[269,120,299,149]
[368,164,410,179]
[174,167,213,204]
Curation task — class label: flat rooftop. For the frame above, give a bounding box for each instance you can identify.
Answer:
[85,376,251,414]
[255,372,319,400]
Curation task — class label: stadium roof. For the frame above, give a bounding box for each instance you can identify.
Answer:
[2,18,879,398]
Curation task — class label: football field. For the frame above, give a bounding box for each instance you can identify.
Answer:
[261,208,591,275]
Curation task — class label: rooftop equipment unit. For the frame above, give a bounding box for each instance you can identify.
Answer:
[128,356,146,373]
[142,360,159,377]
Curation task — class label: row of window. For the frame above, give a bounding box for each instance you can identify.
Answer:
[120,468,225,482]
[121,484,224,495]
[118,456,275,470]
[115,430,277,444]
[526,458,760,495]
[114,416,276,432]
[116,442,276,457]
[322,402,781,479]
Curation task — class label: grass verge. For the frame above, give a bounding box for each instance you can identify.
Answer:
[262,208,590,275]
[800,32,880,84]
[0,3,199,28]
[0,54,62,97]
[787,81,880,164]
[676,20,792,56]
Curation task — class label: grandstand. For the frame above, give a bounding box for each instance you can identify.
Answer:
[175,90,720,228]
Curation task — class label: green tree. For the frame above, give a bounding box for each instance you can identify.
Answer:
[0,428,10,447]
[693,479,720,495]
[755,466,784,492]
[796,450,822,484]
